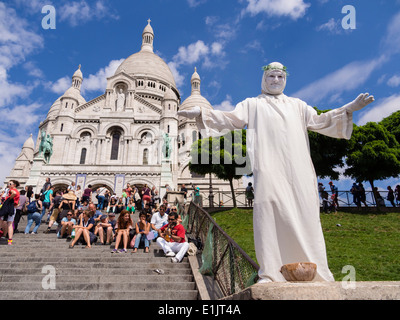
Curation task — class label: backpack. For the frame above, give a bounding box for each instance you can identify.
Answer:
[27,201,38,213]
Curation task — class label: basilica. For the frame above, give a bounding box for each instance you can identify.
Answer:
[5,21,242,199]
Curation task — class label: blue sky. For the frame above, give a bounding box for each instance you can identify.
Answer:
[1,0,400,193]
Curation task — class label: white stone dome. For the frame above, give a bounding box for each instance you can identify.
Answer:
[163,87,177,101]
[180,94,213,111]
[115,51,176,88]
[22,134,35,150]
[62,87,86,106]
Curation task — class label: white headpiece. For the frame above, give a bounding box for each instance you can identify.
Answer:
[261,62,288,95]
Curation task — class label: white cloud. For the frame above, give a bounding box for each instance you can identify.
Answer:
[168,62,185,88]
[243,0,310,20]
[316,18,342,34]
[381,11,400,55]
[357,94,400,125]
[187,0,207,7]
[387,75,400,87]
[82,59,125,93]
[213,95,236,111]
[50,76,71,95]
[59,0,119,27]
[292,56,387,106]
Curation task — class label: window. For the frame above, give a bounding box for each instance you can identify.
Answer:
[192,130,197,143]
[143,148,149,165]
[110,133,120,160]
[167,125,170,134]
[60,124,64,132]
[80,148,87,164]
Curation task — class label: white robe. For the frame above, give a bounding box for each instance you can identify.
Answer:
[196,93,353,282]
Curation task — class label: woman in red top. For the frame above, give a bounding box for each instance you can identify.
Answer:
[1,180,20,245]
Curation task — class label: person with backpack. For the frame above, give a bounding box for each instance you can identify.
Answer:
[24,194,43,234]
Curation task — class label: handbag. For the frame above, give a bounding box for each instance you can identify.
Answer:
[0,198,15,218]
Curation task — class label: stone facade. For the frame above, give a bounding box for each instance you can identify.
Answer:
[5,21,242,198]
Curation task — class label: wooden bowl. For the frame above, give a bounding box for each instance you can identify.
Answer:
[280,262,317,281]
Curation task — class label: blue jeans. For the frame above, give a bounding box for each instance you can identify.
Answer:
[134,233,149,249]
[97,195,105,210]
[25,212,41,234]
[40,202,50,221]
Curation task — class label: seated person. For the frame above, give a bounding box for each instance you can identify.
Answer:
[115,198,125,214]
[107,197,117,213]
[169,205,182,224]
[69,211,96,249]
[126,199,136,214]
[150,204,168,239]
[58,211,76,239]
[143,203,152,223]
[94,214,114,245]
[156,211,189,263]
[132,212,150,253]
[112,210,133,253]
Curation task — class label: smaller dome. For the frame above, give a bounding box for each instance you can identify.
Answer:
[179,94,213,112]
[191,67,200,82]
[62,87,87,106]
[163,87,177,101]
[143,19,154,35]
[73,65,83,79]
[22,134,34,150]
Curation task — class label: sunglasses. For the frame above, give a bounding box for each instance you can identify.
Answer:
[168,218,176,221]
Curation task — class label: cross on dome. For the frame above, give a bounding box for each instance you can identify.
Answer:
[147,18,151,25]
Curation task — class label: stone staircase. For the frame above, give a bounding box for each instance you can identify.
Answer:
[0,219,199,300]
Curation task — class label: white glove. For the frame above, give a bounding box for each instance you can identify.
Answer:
[344,93,374,113]
[177,106,201,119]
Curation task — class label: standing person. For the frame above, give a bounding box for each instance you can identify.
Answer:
[112,210,133,253]
[82,185,92,204]
[24,194,42,234]
[132,212,151,253]
[387,186,396,207]
[44,190,63,233]
[350,183,361,209]
[178,61,374,282]
[142,184,151,206]
[126,183,132,206]
[180,184,188,202]
[395,185,400,207]
[40,186,54,223]
[26,186,34,203]
[329,181,339,209]
[14,190,28,233]
[0,180,20,245]
[156,211,189,263]
[75,185,83,208]
[67,182,76,192]
[245,182,255,207]
[96,186,107,210]
[358,183,368,208]
[193,185,201,207]
[40,178,51,195]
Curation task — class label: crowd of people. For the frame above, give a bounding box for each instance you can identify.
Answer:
[0,179,190,263]
[318,182,400,212]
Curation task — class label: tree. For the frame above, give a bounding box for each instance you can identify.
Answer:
[380,110,400,145]
[189,129,252,207]
[344,122,400,206]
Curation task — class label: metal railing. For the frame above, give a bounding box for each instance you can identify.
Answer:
[189,190,399,208]
[179,201,259,298]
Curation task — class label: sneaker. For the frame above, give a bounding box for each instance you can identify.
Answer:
[171,257,179,263]
[111,249,118,253]
[31,232,37,234]
[165,251,175,257]
[119,249,127,253]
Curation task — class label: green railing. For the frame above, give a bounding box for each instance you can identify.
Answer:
[179,201,259,298]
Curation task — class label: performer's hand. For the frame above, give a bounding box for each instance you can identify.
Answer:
[177,106,201,119]
[345,93,374,113]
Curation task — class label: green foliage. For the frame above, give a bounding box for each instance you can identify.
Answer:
[344,122,400,187]
[380,110,400,145]
[189,130,252,207]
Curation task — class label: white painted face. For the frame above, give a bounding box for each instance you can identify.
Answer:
[263,70,286,95]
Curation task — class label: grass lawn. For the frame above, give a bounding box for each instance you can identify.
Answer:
[210,208,400,281]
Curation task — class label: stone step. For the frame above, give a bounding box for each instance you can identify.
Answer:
[0,281,197,291]
[0,290,199,300]
[0,257,189,264]
[0,267,192,276]
[0,274,194,283]
[0,262,191,269]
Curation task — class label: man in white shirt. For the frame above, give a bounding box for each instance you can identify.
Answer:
[150,204,169,239]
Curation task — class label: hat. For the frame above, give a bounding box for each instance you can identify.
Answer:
[100,214,107,220]
[62,190,77,201]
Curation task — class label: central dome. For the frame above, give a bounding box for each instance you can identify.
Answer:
[114,20,176,88]
[115,50,176,88]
